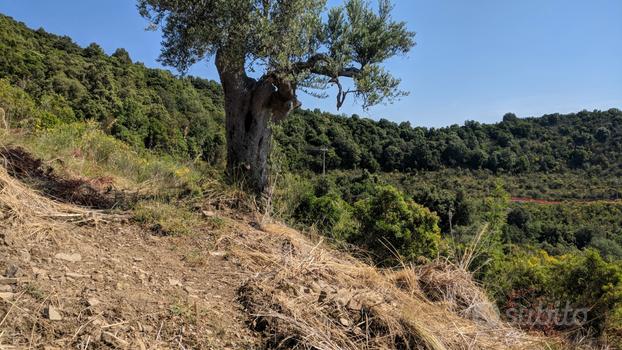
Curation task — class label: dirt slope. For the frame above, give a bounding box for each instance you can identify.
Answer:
[0,201,258,348]
[0,159,560,349]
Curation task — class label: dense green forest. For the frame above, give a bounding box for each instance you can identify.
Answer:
[2,14,622,180]
[277,108,622,177]
[2,13,622,340]
[0,14,225,163]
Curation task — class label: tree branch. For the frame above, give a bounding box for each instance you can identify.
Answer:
[290,54,362,79]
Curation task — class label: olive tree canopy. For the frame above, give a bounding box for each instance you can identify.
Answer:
[139,0,415,194]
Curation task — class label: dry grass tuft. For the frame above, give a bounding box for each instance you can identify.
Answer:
[0,161,126,232]
[232,221,557,350]
[416,260,501,327]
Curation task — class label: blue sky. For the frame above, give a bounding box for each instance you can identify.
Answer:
[1,0,620,127]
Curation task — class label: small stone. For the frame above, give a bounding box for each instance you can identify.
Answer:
[0,292,16,301]
[45,306,62,321]
[115,282,129,290]
[87,298,101,307]
[202,210,216,217]
[32,267,48,279]
[347,298,363,311]
[168,278,182,287]
[209,251,226,257]
[132,257,143,262]
[54,253,82,262]
[66,272,90,279]
[92,318,107,327]
[309,281,322,293]
[0,285,12,292]
[19,250,31,262]
[0,278,18,285]
[334,290,352,307]
[4,263,19,277]
[92,273,104,282]
[339,317,351,327]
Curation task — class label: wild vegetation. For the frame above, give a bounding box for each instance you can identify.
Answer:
[1,11,622,348]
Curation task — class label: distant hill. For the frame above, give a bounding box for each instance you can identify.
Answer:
[276,108,622,176]
[1,13,621,177]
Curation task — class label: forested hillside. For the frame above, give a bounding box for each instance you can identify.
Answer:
[278,108,622,176]
[0,14,225,163]
[2,14,621,179]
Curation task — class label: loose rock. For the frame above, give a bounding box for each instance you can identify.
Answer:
[54,253,82,262]
[45,306,62,321]
[4,263,19,277]
[0,292,16,301]
[168,278,182,287]
[309,281,322,293]
[347,297,363,311]
[202,210,216,217]
[0,278,18,285]
[66,272,90,279]
[32,267,48,279]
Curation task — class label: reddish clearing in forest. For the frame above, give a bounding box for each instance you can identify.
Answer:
[510,197,622,205]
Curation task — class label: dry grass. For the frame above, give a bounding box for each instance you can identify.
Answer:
[0,158,127,245]
[415,260,501,327]
[233,222,559,350]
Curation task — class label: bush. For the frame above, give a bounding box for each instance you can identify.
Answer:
[353,185,441,263]
[0,78,41,128]
[484,248,622,335]
[307,193,357,240]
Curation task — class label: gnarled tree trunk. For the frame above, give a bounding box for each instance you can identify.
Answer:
[217,53,298,195]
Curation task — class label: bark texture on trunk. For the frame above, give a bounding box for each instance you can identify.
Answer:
[224,85,272,194]
[217,52,298,195]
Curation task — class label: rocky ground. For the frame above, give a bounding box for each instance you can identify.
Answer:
[0,207,263,349]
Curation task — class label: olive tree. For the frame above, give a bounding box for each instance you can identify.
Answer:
[138,0,415,194]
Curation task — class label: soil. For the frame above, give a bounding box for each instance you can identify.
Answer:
[0,208,265,349]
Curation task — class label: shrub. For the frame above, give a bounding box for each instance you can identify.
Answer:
[307,193,357,240]
[353,185,441,263]
[292,189,357,241]
[484,248,622,335]
[0,78,40,127]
